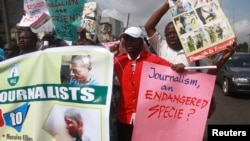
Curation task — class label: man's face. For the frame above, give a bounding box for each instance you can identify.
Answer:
[64,117,82,138]
[123,35,142,54]
[165,23,181,50]
[4,44,18,58]
[70,61,89,81]
[18,31,34,49]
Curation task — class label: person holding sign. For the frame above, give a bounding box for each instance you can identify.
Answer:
[114,26,183,141]
[18,27,39,55]
[76,27,95,45]
[144,0,236,74]
[144,0,236,121]
[3,41,20,59]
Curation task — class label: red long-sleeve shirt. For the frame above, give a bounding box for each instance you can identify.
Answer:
[114,51,171,124]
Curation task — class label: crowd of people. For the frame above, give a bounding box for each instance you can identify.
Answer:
[0,1,237,141]
[0,26,100,62]
[112,1,236,141]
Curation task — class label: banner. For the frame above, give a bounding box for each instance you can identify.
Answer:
[169,0,235,62]
[132,61,216,141]
[46,0,87,42]
[0,46,113,141]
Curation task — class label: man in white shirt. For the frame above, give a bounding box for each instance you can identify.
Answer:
[144,0,236,118]
[144,0,236,75]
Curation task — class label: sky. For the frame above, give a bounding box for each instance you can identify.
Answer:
[89,0,250,44]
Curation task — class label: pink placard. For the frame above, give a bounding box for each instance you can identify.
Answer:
[132,61,216,141]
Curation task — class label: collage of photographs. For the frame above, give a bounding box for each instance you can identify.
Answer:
[169,0,235,56]
[81,2,102,42]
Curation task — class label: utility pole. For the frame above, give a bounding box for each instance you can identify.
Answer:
[126,13,130,30]
[0,0,11,43]
[248,34,250,52]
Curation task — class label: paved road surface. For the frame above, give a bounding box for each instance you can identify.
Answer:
[203,84,250,141]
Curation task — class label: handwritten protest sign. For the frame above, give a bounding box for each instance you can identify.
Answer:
[46,0,87,42]
[0,46,113,141]
[19,0,50,27]
[169,0,235,62]
[132,61,216,141]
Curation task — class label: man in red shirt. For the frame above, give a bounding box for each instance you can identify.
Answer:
[114,27,182,141]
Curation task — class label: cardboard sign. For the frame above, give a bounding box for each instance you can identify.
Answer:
[81,2,102,42]
[169,0,235,62]
[19,0,49,27]
[46,0,87,42]
[132,61,216,141]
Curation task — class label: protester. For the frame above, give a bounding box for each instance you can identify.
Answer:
[0,36,6,61]
[18,27,39,55]
[0,48,4,62]
[76,27,96,45]
[40,33,69,50]
[109,28,160,141]
[144,0,236,118]
[144,0,236,73]
[39,28,70,50]
[0,36,5,46]
[3,41,20,59]
[114,26,183,141]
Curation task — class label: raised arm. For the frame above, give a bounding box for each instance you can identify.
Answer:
[207,41,237,75]
[144,1,170,37]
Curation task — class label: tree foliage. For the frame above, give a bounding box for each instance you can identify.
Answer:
[236,42,249,52]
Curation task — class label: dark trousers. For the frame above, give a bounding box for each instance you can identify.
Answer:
[117,121,133,141]
[196,8,206,24]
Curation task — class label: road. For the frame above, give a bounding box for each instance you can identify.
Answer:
[203,83,250,141]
